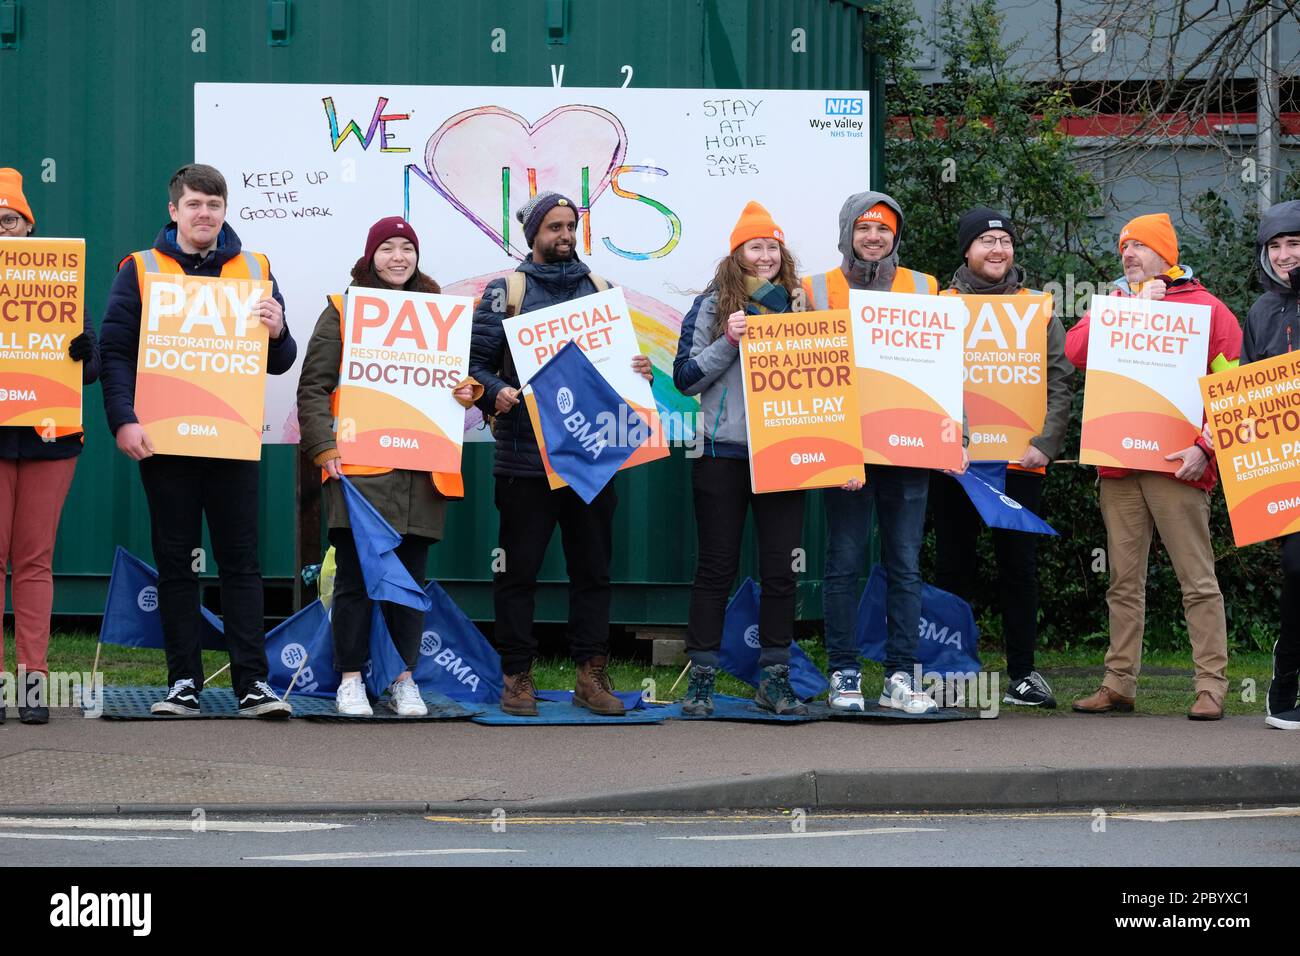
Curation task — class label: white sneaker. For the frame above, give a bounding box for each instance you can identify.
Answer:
[880,671,938,715]
[336,675,373,716]
[386,677,428,717]
[828,669,866,712]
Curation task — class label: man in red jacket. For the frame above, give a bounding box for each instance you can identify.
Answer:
[1064,213,1241,721]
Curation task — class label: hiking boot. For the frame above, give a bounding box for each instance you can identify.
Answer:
[1188,690,1224,721]
[828,669,865,712]
[755,664,807,716]
[1004,671,1057,708]
[1072,685,1134,714]
[880,670,937,715]
[501,668,539,716]
[574,656,624,716]
[681,664,716,717]
[151,678,201,716]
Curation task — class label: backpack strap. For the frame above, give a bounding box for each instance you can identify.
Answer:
[504,271,527,318]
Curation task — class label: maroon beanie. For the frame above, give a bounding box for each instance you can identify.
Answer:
[362,216,420,265]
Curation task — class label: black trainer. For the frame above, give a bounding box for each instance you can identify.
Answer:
[238,681,292,718]
[1266,706,1300,730]
[151,678,201,716]
[681,665,716,717]
[1003,671,1057,708]
[755,664,807,716]
[1267,661,1298,718]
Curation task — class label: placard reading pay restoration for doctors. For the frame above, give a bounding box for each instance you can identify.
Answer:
[135,273,272,460]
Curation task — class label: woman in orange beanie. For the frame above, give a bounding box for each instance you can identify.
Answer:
[0,168,100,724]
[671,201,809,717]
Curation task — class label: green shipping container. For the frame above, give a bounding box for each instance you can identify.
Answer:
[0,0,880,624]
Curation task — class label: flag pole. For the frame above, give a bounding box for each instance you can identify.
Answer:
[667,660,691,697]
[281,656,309,705]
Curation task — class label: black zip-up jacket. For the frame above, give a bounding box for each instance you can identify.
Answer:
[1243,200,1300,364]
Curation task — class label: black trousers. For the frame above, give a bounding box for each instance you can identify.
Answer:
[138,455,267,694]
[1276,533,1300,693]
[328,527,431,673]
[931,468,1044,680]
[492,475,615,675]
[685,456,805,668]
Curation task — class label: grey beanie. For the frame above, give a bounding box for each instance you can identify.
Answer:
[516,191,576,247]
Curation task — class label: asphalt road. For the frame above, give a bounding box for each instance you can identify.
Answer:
[1,807,1297,867]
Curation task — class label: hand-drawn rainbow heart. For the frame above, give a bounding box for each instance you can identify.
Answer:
[424,105,628,260]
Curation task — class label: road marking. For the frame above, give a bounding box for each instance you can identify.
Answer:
[1115,807,1300,823]
[660,827,942,841]
[0,817,347,833]
[244,848,522,862]
[0,832,185,842]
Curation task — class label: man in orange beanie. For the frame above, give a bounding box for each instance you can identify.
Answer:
[1064,213,1241,720]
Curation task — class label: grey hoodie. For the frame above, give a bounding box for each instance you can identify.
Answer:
[1243,200,1300,365]
[836,190,904,291]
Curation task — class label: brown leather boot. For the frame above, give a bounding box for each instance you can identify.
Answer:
[1072,685,1135,713]
[501,669,539,716]
[1188,690,1224,721]
[574,656,624,716]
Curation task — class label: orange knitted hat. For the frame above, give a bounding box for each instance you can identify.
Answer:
[0,168,34,227]
[1118,213,1178,268]
[730,201,785,251]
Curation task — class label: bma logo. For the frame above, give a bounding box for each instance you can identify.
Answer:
[178,422,218,436]
[888,434,925,448]
[0,388,36,401]
[419,630,443,657]
[919,616,963,647]
[971,432,1008,446]
[556,386,574,414]
[280,642,308,669]
[379,435,420,449]
[825,97,863,115]
[998,494,1024,511]
[743,625,761,649]
[137,586,158,613]
[1121,436,1159,451]
[790,452,826,465]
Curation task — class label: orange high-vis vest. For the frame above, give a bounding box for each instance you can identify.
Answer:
[940,284,1047,475]
[326,294,463,499]
[800,265,938,310]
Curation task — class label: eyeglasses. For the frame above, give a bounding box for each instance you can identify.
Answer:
[0,214,26,230]
[975,236,1014,250]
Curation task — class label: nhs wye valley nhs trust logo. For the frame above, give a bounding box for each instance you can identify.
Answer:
[824,98,863,115]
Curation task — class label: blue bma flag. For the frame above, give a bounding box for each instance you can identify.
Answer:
[528,341,646,504]
[263,600,337,699]
[339,476,432,610]
[365,579,504,703]
[99,546,226,650]
[855,566,981,674]
[719,578,829,701]
[952,468,1058,536]
[967,460,1008,493]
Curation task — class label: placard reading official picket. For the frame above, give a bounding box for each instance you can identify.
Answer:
[504,287,668,487]
[136,273,271,460]
[0,237,85,428]
[740,309,863,493]
[337,286,473,472]
[958,293,1051,461]
[1201,352,1300,546]
[1080,293,1211,472]
[850,290,966,469]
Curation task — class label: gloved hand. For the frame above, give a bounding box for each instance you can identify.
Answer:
[68,327,96,362]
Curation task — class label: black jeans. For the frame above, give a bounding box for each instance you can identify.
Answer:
[1276,533,1300,695]
[138,455,267,694]
[685,456,805,668]
[931,468,1044,680]
[328,527,431,673]
[492,475,615,675]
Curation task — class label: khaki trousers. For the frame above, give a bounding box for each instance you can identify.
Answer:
[1098,473,1228,700]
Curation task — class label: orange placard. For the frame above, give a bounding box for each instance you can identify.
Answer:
[136,273,271,460]
[739,309,863,493]
[850,289,966,470]
[1201,352,1300,547]
[957,293,1051,461]
[0,237,85,428]
[336,286,473,473]
[1079,294,1211,472]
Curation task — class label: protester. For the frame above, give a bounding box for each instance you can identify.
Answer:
[1239,200,1300,730]
[297,216,480,716]
[1065,213,1240,720]
[468,191,653,717]
[100,163,296,717]
[0,167,100,724]
[802,191,955,715]
[672,200,808,717]
[934,207,1074,707]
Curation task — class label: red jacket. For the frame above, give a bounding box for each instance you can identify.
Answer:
[1064,272,1242,491]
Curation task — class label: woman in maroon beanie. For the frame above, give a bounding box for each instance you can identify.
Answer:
[296,216,479,717]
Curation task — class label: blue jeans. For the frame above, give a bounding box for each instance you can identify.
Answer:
[822,466,929,675]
